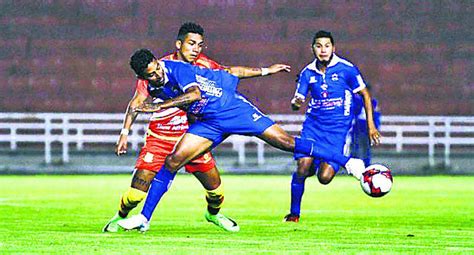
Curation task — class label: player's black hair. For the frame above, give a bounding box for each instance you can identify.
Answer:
[312,30,334,46]
[177,22,204,41]
[130,49,155,77]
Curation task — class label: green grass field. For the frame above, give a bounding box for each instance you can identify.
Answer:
[0,175,473,254]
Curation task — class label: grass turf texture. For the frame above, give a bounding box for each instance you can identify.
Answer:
[0,175,473,254]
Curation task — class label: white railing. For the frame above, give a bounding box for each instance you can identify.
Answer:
[1,113,473,167]
[379,116,474,167]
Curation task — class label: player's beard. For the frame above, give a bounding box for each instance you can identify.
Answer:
[149,79,164,88]
[319,53,333,67]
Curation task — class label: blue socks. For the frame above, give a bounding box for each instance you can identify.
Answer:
[290,172,306,216]
[294,137,349,166]
[141,166,177,221]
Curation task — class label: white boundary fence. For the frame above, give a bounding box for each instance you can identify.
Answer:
[1,113,473,167]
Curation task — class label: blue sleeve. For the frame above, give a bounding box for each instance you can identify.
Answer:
[346,65,366,93]
[169,62,200,91]
[294,70,309,99]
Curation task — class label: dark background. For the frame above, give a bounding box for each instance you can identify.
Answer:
[0,0,472,115]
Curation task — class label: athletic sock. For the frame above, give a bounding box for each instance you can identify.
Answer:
[206,185,224,215]
[295,137,349,166]
[290,172,306,216]
[118,187,147,217]
[141,166,177,221]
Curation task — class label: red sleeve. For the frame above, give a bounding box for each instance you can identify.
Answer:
[194,54,227,70]
[135,79,149,97]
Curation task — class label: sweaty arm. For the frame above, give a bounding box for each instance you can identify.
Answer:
[358,88,381,146]
[226,64,291,79]
[116,90,148,155]
[134,86,202,113]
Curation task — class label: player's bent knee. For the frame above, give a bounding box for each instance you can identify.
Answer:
[318,176,333,185]
[164,155,181,172]
[296,160,313,177]
[318,163,336,185]
[296,168,311,177]
[318,172,335,185]
[120,187,147,210]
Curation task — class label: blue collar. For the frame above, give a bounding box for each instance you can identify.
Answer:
[307,54,344,75]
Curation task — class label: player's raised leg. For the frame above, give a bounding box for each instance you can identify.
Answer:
[256,124,365,178]
[256,124,345,163]
[103,169,154,232]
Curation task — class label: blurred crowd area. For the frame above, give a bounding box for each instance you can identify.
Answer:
[0,0,472,114]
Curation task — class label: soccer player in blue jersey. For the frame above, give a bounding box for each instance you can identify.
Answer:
[283,30,381,222]
[351,85,381,166]
[117,48,367,230]
[105,22,287,233]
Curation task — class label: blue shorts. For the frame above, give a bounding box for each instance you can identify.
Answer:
[187,100,274,148]
[294,117,350,173]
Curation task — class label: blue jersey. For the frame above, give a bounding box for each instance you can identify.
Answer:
[148,60,241,118]
[148,60,274,146]
[295,54,366,132]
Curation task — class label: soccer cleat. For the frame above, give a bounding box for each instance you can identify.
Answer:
[345,158,365,180]
[205,211,240,232]
[102,213,125,232]
[283,213,300,223]
[117,214,150,232]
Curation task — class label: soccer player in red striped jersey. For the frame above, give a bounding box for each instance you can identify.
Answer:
[104,22,285,233]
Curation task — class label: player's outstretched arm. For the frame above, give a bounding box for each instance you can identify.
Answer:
[226,64,291,79]
[134,86,202,113]
[116,91,148,156]
[359,88,381,146]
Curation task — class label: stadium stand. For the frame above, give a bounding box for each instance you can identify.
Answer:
[0,0,472,116]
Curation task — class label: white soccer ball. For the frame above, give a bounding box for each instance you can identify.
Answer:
[360,164,393,197]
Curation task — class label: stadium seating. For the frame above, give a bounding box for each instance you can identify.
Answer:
[0,1,471,115]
